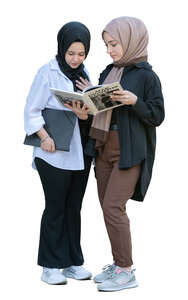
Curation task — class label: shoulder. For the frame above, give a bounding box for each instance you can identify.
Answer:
[144,70,162,89]
[33,59,53,85]
[137,62,161,82]
[37,58,55,76]
[132,62,162,88]
[33,58,66,86]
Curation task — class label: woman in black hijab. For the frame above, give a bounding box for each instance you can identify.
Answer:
[24,22,92,285]
[56,21,90,90]
[56,22,93,148]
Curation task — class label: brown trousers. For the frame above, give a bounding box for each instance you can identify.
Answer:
[95,131,140,267]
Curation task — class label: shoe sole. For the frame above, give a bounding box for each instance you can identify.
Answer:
[41,279,67,285]
[93,279,103,283]
[63,272,92,280]
[97,280,139,292]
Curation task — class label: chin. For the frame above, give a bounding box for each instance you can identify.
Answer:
[70,64,79,69]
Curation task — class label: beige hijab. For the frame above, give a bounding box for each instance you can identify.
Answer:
[90,16,149,146]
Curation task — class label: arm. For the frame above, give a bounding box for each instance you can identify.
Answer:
[111,72,165,127]
[131,72,165,127]
[24,70,55,152]
[36,127,55,152]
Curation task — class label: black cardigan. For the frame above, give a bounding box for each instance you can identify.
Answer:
[97,62,165,201]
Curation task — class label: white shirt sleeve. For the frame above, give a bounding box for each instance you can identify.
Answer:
[24,70,51,135]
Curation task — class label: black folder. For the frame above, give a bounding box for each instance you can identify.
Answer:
[24,108,76,151]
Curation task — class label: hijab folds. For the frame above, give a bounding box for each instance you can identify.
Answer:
[90,16,149,145]
[56,21,91,91]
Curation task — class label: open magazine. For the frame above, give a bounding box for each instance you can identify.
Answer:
[50,82,124,115]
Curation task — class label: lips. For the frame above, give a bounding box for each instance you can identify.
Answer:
[72,64,79,67]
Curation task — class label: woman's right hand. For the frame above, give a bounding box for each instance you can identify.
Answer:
[36,127,55,152]
[40,136,55,152]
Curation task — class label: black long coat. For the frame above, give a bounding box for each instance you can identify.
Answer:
[98,62,165,201]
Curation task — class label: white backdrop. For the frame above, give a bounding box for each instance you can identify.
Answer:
[1,0,188,299]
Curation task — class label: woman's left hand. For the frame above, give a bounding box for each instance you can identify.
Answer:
[64,101,91,120]
[75,77,92,91]
[110,90,138,106]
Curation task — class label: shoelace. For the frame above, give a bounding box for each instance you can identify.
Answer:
[44,268,61,275]
[108,268,136,279]
[69,266,83,273]
[102,264,115,274]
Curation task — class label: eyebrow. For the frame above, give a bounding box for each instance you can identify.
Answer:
[105,40,117,44]
[68,50,85,54]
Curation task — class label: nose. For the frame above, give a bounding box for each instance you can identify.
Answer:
[107,45,112,55]
[72,56,80,63]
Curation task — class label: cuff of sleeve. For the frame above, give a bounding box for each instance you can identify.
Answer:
[131,98,148,117]
[25,121,45,136]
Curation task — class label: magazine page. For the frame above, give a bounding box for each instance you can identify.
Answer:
[50,88,84,106]
[83,84,102,92]
[50,83,124,115]
[50,88,98,115]
[85,82,124,112]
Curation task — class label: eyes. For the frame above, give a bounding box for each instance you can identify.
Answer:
[105,43,118,48]
[67,51,85,56]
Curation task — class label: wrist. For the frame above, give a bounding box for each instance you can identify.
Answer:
[132,96,138,106]
[77,113,88,120]
[40,135,49,144]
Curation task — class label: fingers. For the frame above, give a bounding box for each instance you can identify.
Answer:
[79,77,90,84]
[48,141,55,152]
[82,103,87,110]
[81,103,91,112]
[72,101,76,109]
[111,90,132,100]
[64,103,73,109]
[85,107,91,113]
[64,101,79,110]
[62,99,90,119]
[112,90,128,96]
[77,101,81,109]
[113,90,125,94]
[75,77,92,91]
[41,137,55,152]
[51,140,55,152]
[111,95,128,100]
[75,81,85,91]
[111,90,137,105]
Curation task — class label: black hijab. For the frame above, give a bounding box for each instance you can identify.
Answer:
[56,22,90,91]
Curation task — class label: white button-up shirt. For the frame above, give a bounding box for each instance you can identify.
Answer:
[24,58,90,170]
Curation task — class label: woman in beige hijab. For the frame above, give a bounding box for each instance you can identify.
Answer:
[76,16,165,292]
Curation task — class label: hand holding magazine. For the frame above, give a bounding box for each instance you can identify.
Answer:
[50,82,124,115]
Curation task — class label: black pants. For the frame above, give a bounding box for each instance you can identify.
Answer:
[35,154,91,268]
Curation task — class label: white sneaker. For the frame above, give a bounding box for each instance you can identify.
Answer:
[63,265,92,280]
[41,268,67,285]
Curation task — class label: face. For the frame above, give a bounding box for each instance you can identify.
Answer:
[103,31,124,62]
[65,42,86,69]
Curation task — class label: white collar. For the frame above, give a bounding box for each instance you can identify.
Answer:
[49,57,88,80]
[49,58,68,79]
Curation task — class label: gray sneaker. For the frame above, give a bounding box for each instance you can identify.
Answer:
[97,267,138,292]
[93,264,116,283]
